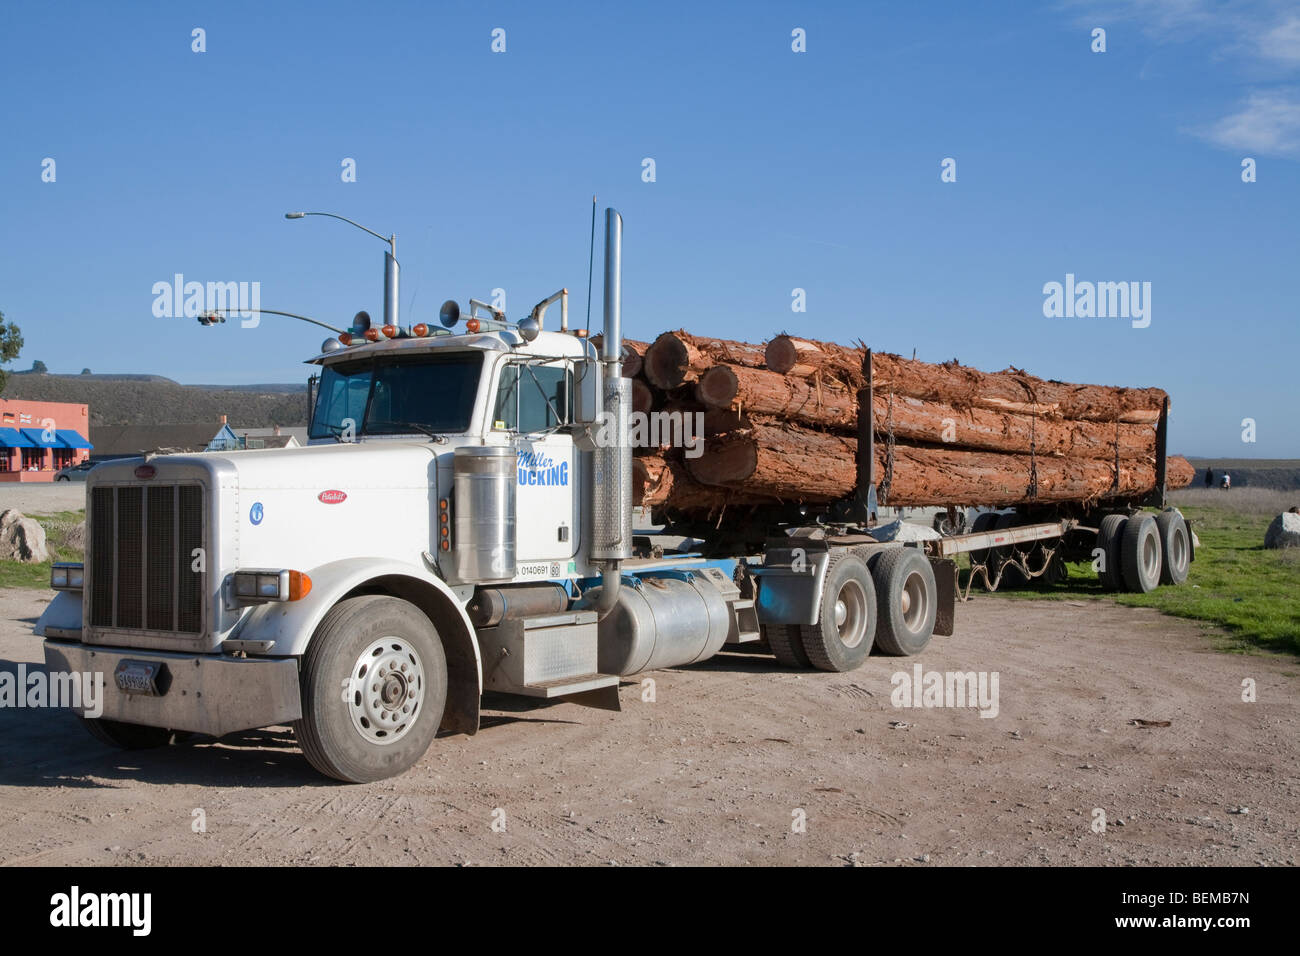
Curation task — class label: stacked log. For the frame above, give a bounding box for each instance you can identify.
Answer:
[625,329,1191,514]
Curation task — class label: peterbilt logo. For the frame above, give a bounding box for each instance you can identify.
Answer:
[318,490,347,504]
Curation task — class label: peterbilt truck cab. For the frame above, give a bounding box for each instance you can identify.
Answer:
[35,209,771,782]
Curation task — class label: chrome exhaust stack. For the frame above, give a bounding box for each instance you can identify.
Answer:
[591,208,631,614]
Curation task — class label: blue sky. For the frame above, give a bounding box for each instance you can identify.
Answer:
[1,0,1296,456]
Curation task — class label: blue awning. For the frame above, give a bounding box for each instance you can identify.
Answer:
[56,429,93,449]
[19,428,69,448]
[0,427,36,448]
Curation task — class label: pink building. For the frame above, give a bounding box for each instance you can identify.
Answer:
[0,399,93,482]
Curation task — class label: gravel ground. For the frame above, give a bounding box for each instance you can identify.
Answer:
[0,483,87,516]
[1,587,1295,867]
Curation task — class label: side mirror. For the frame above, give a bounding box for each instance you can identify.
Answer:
[572,357,603,425]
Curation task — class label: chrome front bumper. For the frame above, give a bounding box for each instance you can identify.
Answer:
[44,641,302,737]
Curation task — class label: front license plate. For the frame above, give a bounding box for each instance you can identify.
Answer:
[114,659,165,696]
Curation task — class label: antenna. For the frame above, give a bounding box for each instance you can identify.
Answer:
[584,194,597,336]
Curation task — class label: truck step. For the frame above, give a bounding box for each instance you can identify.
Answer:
[518,673,620,698]
[727,598,763,644]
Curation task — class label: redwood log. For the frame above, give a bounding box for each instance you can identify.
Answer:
[686,422,1190,506]
[589,336,648,378]
[631,378,655,417]
[765,335,1166,423]
[694,364,1155,459]
[634,454,782,511]
[875,394,1156,461]
[695,364,857,428]
[643,331,768,389]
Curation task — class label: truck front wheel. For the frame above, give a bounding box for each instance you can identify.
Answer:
[78,717,179,749]
[295,595,447,783]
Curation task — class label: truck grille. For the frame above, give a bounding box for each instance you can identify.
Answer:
[89,484,206,633]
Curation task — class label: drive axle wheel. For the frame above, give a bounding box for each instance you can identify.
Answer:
[800,552,876,672]
[1121,512,1163,593]
[763,622,811,668]
[1096,514,1128,592]
[296,595,447,783]
[869,548,938,656]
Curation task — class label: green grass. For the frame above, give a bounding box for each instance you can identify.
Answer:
[0,509,84,590]
[969,502,1300,655]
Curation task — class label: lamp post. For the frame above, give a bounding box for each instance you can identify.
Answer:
[285,212,399,328]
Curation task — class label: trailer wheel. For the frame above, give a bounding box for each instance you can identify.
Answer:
[1120,512,1163,593]
[800,552,876,672]
[295,595,447,783]
[1155,509,1190,586]
[77,717,178,750]
[763,622,811,668]
[1096,514,1128,592]
[868,548,937,656]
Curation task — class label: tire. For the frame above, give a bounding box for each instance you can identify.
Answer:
[1155,509,1190,586]
[763,622,810,668]
[1036,551,1067,588]
[1096,514,1128,592]
[969,512,999,567]
[56,476,69,482]
[1120,512,1163,593]
[295,595,447,783]
[969,512,999,590]
[799,552,876,672]
[78,717,177,750]
[994,513,1029,588]
[868,548,937,656]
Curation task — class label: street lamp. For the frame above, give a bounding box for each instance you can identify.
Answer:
[285,211,399,328]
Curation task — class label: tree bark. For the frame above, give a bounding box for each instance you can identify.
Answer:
[643,330,768,388]
[589,336,648,378]
[764,335,1167,423]
[685,422,1190,507]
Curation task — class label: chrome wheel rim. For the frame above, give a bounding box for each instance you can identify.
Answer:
[901,570,928,632]
[835,580,868,649]
[347,637,423,745]
[1142,531,1160,580]
[1170,527,1188,574]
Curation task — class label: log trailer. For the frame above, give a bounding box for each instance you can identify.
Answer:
[35,208,1192,782]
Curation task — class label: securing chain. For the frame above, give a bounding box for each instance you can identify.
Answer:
[1028,407,1039,501]
[879,389,896,506]
[1111,413,1121,493]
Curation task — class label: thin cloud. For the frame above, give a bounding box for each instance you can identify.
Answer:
[1062,0,1300,157]
[1201,88,1300,155]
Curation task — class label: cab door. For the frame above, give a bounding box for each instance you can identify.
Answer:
[493,358,579,569]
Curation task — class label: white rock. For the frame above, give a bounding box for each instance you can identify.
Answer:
[0,510,48,563]
[1264,512,1300,550]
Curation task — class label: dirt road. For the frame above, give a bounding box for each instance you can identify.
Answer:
[1,587,1295,866]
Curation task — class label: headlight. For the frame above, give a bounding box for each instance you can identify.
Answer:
[230,569,312,604]
[51,562,84,591]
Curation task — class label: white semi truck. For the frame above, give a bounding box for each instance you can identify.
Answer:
[35,208,1191,782]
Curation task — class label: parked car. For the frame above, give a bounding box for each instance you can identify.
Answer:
[54,461,96,482]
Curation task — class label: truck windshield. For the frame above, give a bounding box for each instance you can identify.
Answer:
[310,352,484,440]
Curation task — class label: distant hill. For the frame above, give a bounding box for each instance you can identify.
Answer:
[2,373,309,428]
[1184,458,1300,491]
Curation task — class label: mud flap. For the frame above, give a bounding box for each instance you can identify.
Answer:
[564,684,622,712]
[929,557,957,637]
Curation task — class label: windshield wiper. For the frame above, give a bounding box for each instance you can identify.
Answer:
[317,423,355,443]
[366,420,449,443]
